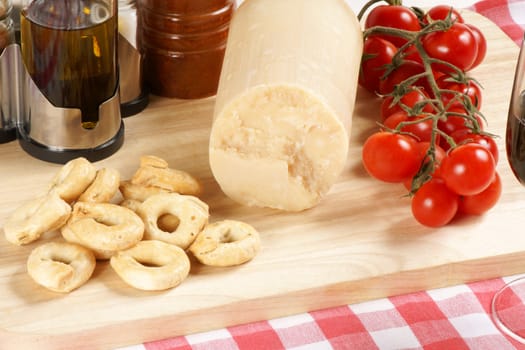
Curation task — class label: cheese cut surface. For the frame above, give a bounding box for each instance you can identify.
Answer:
[210,85,348,211]
[209,0,363,211]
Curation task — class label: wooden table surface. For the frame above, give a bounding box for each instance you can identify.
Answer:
[0,11,522,350]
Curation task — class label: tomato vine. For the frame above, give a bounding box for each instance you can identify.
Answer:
[358,0,500,227]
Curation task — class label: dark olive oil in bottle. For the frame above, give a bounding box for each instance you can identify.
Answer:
[20,0,117,129]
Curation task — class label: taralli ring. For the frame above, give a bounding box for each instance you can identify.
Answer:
[121,198,181,233]
[189,220,261,267]
[139,155,169,169]
[138,193,209,249]
[27,241,96,293]
[61,224,116,261]
[131,163,202,196]
[119,180,170,202]
[119,198,143,213]
[4,192,71,245]
[110,240,191,291]
[78,167,120,203]
[48,157,97,203]
[61,202,144,253]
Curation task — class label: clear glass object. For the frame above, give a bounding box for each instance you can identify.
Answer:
[492,275,525,342]
[0,0,12,20]
[17,0,124,163]
[492,34,525,342]
[20,0,118,129]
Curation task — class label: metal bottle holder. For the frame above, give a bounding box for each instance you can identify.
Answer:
[0,0,129,164]
[119,32,149,117]
[1,42,125,164]
[17,58,125,164]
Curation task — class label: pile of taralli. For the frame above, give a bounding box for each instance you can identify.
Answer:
[3,155,261,293]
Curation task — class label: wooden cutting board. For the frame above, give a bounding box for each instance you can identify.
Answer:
[0,11,522,350]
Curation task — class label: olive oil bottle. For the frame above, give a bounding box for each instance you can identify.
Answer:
[20,0,117,129]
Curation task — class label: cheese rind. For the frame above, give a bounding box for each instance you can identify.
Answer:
[209,0,363,211]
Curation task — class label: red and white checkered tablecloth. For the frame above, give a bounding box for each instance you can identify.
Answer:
[118,1,525,349]
[471,0,525,45]
[118,275,525,350]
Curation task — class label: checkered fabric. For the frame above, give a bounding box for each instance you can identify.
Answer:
[117,1,525,349]
[470,0,525,45]
[116,275,525,350]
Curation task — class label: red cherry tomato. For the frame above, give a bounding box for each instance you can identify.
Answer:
[411,177,459,227]
[437,76,483,109]
[465,23,487,70]
[440,143,496,196]
[422,22,478,73]
[362,132,420,183]
[403,45,423,64]
[365,5,421,47]
[379,60,430,95]
[450,130,499,164]
[403,142,446,191]
[458,172,501,215]
[383,112,435,143]
[424,5,464,24]
[415,141,446,168]
[438,106,484,150]
[359,37,398,94]
[438,115,471,140]
[380,89,434,121]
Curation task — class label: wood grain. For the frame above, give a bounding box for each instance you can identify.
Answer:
[0,11,521,349]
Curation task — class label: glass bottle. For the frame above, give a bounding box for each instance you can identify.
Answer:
[0,0,17,143]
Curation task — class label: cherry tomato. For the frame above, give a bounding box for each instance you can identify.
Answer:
[438,106,484,149]
[437,76,483,109]
[424,5,464,24]
[422,22,478,73]
[458,172,501,215]
[440,143,496,196]
[403,45,423,64]
[362,132,420,183]
[402,48,448,88]
[380,89,434,121]
[379,60,430,95]
[359,37,398,94]
[438,115,471,140]
[465,23,487,70]
[415,141,446,168]
[383,112,435,143]
[365,5,421,47]
[411,177,459,227]
[403,142,446,190]
[450,130,499,164]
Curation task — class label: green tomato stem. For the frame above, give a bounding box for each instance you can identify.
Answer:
[361,11,487,193]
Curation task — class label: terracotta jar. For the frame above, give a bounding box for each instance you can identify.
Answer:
[137,0,235,99]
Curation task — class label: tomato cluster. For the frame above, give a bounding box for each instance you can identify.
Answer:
[360,5,487,93]
[359,4,501,228]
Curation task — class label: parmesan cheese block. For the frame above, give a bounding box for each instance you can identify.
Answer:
[209,0,363,211]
